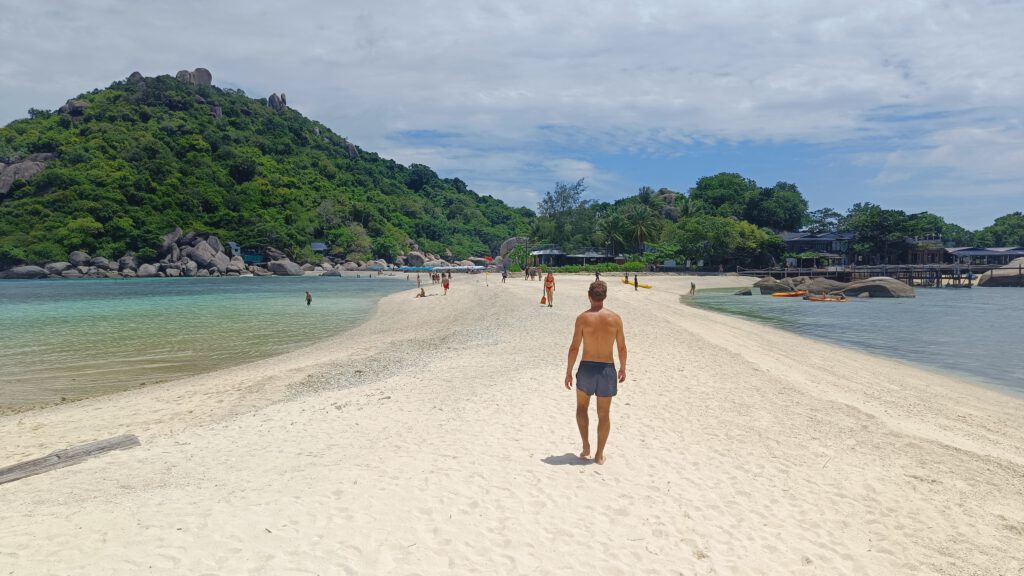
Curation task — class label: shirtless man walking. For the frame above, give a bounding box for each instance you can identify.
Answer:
[564,280,627,465]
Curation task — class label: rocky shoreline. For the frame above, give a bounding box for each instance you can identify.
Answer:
[0,226,500,280]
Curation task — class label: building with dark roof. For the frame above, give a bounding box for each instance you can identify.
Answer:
[946,246,1024,265]
[782,232,856,265]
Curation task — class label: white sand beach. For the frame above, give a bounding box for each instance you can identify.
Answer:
[1,274,1022,575]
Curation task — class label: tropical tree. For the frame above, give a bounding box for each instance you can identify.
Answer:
[805,207,842,233]
[976,212,1024,247]
[840,203,910,264]
[623,204,659,252]
[595,210,627,255]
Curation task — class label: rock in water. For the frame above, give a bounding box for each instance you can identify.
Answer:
[977,257,1024,287]
[801,277,848,294]
[90,256,112,270]
[136,264,159,278]
[753,277,792,294]
[840,277,915,298]
[268,259,304,276]
[0,265,48,279]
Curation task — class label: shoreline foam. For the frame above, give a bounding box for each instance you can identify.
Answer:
[2,273,1021,574]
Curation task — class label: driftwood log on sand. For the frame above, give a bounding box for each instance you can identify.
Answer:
[0,434,140,485]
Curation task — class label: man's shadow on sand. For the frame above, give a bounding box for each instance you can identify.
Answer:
[541,453,593,466]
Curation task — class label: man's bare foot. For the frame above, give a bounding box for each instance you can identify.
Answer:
[579,445,591,460]
[595,453,606,465]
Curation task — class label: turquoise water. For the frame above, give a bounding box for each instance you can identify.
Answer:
[689,287,1024,395]
[0,276,409,408]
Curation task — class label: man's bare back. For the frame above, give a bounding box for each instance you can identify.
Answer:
[576,308,624,365]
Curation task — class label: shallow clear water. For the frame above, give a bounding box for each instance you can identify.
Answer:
[689,287,1024,395]
[0,276,409,407]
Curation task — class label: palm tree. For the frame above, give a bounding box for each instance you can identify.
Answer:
[597,211,628,255]
[623,204,659,252]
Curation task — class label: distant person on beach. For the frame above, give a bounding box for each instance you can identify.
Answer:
[417,273,421,288]
[305,291,312,306]
[415,288,426,298]
[595,270,601,281]
[633,274,639,291]
[544,272,556,307]
[564,280,627,465]
[624,271,629,283]
[690,282,696,296]
[442,274,450,295]
[501,269,508,283]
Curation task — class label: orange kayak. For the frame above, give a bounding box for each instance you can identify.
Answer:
[804,294,847,302]
[771,290,808,297]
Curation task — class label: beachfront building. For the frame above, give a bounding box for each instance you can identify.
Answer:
[529,246,615,267]
[905,236,946,265]
[782,232,856,266]
[529,247,566,267]
[946,246,1024,265]
[565,249,615,266]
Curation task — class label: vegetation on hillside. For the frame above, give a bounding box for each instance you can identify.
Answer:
[1,73,1019,271]
[0,74,532,267]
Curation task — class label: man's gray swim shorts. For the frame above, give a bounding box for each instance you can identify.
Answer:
[576,361,617,397]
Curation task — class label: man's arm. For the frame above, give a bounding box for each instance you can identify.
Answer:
[565,316,584,389]
[615,317,627,383]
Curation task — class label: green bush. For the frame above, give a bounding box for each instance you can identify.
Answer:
[547,262,646,273]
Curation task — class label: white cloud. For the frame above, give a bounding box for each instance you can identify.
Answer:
[1,0,1022,221]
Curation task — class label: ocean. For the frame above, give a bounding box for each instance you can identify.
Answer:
[689,287,1024,395]
[0,276,410,408]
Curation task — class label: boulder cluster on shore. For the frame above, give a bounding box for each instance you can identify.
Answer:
[0,227,503,280]
[740,275,916,298]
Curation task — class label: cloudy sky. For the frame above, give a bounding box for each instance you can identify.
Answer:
[1,0,1021,229]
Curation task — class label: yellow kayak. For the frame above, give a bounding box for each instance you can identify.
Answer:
[622,278,652,289]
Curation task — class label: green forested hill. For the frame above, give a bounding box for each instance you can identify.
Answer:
[0,72,532,266]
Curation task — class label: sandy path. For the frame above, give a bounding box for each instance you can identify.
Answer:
[1,273,1022,575]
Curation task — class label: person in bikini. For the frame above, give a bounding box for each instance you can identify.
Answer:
[544,272,556,307]
[564,280,627,465]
